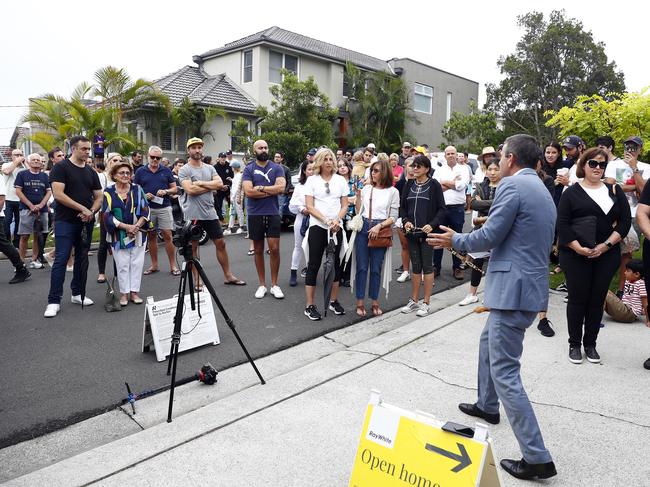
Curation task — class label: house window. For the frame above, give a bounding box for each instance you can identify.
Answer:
[243,50,253,83]
[414,83,433,114]
[269,50,298,83]
[446,92,453,121]
[161,123,172,151]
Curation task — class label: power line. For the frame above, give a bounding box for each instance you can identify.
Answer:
[0,105,29,108]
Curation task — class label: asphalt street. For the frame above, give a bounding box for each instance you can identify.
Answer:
[0,227,463,448]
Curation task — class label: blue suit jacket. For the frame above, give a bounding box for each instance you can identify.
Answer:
[452,168,556,312]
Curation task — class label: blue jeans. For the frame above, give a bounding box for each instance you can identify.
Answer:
[3,200,20,248]
[433,204,465,270]
[354,218,387,300]
[47,220,94,304]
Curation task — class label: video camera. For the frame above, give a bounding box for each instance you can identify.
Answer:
[172,220,203,248]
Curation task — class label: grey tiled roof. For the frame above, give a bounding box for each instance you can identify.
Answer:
[197,26,391,72]
[154,66,257,113]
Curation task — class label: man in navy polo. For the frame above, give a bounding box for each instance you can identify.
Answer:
[134,145,179,275]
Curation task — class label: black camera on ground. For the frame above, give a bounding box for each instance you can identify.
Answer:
[172,220,202,248]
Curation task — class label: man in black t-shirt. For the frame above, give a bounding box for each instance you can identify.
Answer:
[44,135,103,318]
[214,152,234,223]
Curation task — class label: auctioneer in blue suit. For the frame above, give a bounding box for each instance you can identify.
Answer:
[446,135,558,480]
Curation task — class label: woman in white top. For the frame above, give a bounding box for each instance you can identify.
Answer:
[354,160,400,317]
[303,148,349,321]
[288,160,314,286]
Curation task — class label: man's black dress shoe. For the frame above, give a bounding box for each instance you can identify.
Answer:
[458,402,500,424]
[500,458,557,480]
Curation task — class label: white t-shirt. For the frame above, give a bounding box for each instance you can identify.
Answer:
[2,163,26,201]
[580,183,613,214]
[303,173,348,229]
[433,163,470,205]
[360,185,400,220]
[604,158,650,216]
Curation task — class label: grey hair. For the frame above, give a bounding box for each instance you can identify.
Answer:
[148,145,163,155]
[28,153,42,163]
[504,134,540,169]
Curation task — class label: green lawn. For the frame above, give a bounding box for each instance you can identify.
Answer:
[549,244,644,293]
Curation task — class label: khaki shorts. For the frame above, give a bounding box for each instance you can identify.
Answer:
[149,207,174,231]
[18,209,48,235]
[604,290,638,323]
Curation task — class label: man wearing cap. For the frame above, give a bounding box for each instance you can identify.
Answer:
[214,152,234,224]
[556,135,584,188]
[243,140,286,299]
[133,146,179,276]
[433,145,470,279]
[605,136,649,294]
[399,142,411,167]
[179,138,245,287]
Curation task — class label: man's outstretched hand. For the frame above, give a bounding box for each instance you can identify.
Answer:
[426,225,455,249]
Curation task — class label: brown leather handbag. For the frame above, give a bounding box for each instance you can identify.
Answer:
[367,187,393,248]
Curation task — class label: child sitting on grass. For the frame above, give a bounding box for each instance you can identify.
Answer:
[604,259,648,325]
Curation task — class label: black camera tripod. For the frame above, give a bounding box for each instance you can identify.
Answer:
[166,242,265,422]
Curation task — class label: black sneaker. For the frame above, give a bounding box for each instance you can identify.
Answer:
[555,282,568,292]
[537,318,555,337]
[329,300,345,315]
[304,305,322,321]
[569,347,583,364]
[644,357,650,370]
[9,267,31,284]
[584,346,601,363]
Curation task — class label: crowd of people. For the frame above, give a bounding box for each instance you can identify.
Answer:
[1,132,649,371]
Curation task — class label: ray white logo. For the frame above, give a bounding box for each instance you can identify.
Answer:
[366,407,400,449]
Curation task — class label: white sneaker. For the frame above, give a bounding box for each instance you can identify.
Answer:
[29,261,44,269]
[44,303,60,318]
[416,303,430,317]
[459,294,479,306]
[223,229,232,236]
[254,286,267,299]
[235,227,244,234]
[396,271,410,283]
[270,285,284,299]
[401,299,420,314]
[71,295,94,306]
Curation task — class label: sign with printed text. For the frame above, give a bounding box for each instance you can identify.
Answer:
[142,291,220,361]
[349,397,502,487]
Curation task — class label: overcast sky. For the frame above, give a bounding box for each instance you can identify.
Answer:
[1,0,648,146]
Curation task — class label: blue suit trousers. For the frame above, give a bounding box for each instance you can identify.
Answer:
[477,309,552,464]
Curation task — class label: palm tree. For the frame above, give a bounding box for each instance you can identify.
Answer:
[22,66,170,154]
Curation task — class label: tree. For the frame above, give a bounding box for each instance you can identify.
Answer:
[23,66,169,153]
[253,70,338,166]
[169,97,225,142]
[486,10,625,142]
[344,62,412,150]
[440,102,503,153]
[545,88,650,156]
[229,116,256,154]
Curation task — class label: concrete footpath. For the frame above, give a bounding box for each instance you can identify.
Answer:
[2,285,650,486]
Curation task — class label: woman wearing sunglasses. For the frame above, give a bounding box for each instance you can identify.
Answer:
[557,148,630,365]
[399,155,446,317]
[102,160,151,306]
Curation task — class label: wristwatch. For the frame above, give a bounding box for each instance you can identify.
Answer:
[605,240,613,248]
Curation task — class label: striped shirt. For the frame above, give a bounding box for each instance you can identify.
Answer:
[622,279,646,317]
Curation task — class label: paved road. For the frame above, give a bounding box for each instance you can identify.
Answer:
[0,227,465,447]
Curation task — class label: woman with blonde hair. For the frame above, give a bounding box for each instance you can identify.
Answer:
[351,150,366,180]
[353,159,399,316]
[302,148,349,320]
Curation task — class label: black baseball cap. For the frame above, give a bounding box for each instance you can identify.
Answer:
[624,136,644,148]
[218,152,227,158]
[562,135,584,148]
[226,149,233,155]
[308,148,317,156]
